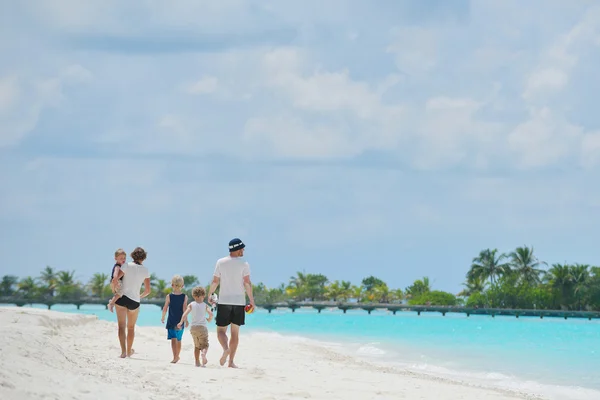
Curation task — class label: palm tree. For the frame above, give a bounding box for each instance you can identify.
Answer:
[571,264,590,310]
[183,275,199,288]
[338,281,353,302]
[546,263,573,308]
[88,273,109,298]
[306,274,328,301]
[458,275,486,297]
[39,266,57,297]
[405,277,430,298]
[325,281,344,302]
[0,275,18,296]
[154,279,168,298]
[468,249,510,287]
[288,272,309,301]
[56,270,77,298]
[18,277,39,299]
[509,246,546,286]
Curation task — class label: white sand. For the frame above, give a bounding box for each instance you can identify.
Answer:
[0,307,542,400]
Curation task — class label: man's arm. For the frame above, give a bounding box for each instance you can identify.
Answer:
[206,304,214,322]
[243,275,255,308]
[208,276,219,305]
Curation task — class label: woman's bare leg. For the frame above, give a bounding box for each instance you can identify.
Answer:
[126,307,140,356]
[115,305,127,358]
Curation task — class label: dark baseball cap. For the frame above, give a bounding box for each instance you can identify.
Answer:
[228,238,245,251]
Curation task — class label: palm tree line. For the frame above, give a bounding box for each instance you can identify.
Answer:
[1,246,599,310]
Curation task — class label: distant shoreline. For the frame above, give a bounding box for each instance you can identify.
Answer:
[2,296,599,320]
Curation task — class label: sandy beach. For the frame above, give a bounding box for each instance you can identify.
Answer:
[0,307,542,400]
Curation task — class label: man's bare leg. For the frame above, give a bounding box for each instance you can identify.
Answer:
[126,308,140,357]
[217,326,230,366]
[115,305,127,358]
[228,324,240,368]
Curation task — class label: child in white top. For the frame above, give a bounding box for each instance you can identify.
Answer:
[178,286,213,367]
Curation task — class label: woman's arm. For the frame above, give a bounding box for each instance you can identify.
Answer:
[140,277,151,299]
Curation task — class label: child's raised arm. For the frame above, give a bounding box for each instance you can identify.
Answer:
[177,304,193,329]
[161,294,170,324]
[206,303,214,323]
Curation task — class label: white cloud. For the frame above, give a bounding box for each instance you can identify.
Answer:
[186,76,218,94]
[581,132,600,168]
[508,108,583,169]
[386,26,438,76]
[522,5,600,102]
[243,115,354,159]
[0,65,91,148]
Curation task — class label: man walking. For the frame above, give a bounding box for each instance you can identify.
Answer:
[208,238,256,368]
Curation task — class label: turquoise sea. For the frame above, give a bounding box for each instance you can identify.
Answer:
[5,303,600,400]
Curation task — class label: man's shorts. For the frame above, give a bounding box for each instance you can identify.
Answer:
[190,325,209,349]
[167,327,184,341]
[216,304,245,327]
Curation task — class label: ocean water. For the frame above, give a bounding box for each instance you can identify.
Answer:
[5,303,600,400]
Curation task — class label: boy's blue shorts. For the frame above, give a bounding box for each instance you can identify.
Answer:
[167,328,184,341]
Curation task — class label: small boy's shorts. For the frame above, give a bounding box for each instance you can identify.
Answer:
[190,325,209,350]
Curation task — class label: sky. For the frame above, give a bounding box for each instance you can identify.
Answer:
[1,0,600,294]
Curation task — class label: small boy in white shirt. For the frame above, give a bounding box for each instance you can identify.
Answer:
[178,286,213,367]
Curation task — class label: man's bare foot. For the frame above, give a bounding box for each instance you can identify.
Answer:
[195,360,201,367]
[170,357,180,364]
[202,354,208,366]
[228,362,238,368]
[108,303,114,313]
[119,352,126,359]
[127,349,135,357]
[219,349,230,366]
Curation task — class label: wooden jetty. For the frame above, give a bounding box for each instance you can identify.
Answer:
[1,297,599,320]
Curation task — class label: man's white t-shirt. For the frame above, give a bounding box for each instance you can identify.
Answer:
[214,256,250,306]
[120,261,150,303]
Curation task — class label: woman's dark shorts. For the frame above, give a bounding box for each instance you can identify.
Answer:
[115,295,140,311]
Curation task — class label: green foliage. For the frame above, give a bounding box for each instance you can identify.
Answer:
[408,290,457,306]
[3,246,599,312]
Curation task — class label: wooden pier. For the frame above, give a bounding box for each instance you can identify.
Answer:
[1,297,598,320]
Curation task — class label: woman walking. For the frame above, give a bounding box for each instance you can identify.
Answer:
[113,247,151,358]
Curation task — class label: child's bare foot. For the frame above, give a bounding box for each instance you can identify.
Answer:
[127,349,135,357]
[195,360,201,367]
[219,349,230,366]
[170,357,180,364]
[119,352,126,359]
[202,354,208,366]
[228,362,238,368]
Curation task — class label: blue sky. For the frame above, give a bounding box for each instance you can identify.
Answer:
[1,0,599,294]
